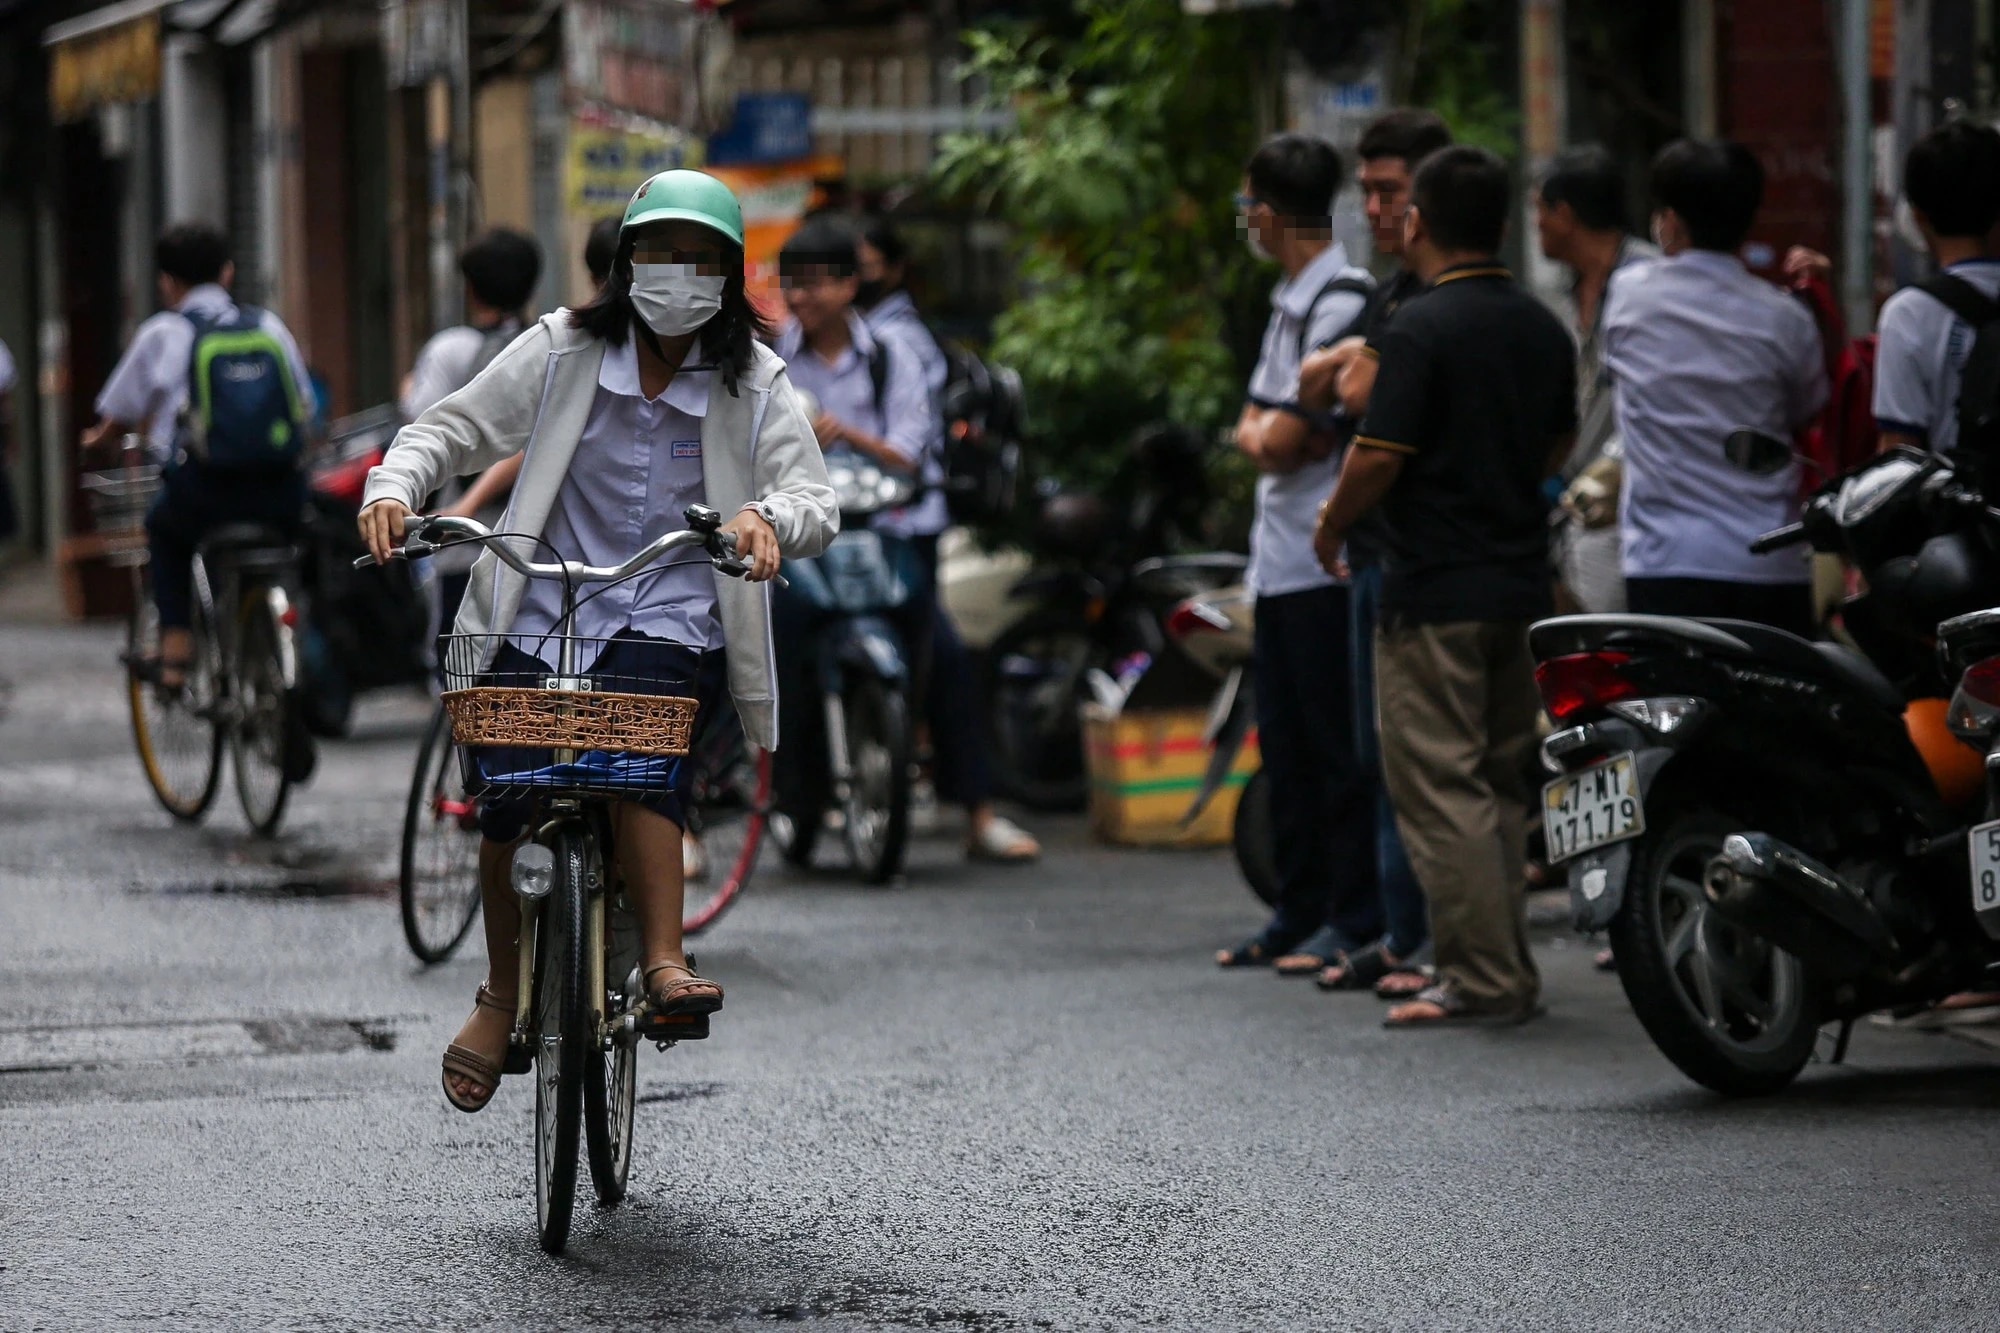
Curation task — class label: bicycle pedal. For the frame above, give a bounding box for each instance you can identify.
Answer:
[502,1041,534,1076]
[639,1012,711,1043]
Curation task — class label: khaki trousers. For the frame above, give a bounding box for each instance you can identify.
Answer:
[1376,618,1541,1012]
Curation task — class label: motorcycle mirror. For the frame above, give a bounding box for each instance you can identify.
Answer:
[1724,429,1795,477]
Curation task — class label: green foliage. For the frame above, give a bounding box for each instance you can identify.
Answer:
[1400,0,1517,157]
[933,0,1275,499]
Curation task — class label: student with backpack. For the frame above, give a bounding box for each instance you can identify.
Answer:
[399,229,543,420]
[82,224,312,689]
[1871,121,2000,457]
[776,216,1039,862]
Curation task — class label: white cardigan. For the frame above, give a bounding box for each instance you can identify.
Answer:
[363,313,839,749]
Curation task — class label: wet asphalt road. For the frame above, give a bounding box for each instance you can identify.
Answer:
[2,619,1998,1331]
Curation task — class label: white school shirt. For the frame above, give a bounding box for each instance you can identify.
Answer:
[861,290,952,538]
[509,335,721,653]
[95,284,312,462]
[1244,242,1371,598]
[774,312,937,535]
[1602,250,1828,585]
[400,317,524,421]
[1872,259,2000,453]
[0,338,15,396]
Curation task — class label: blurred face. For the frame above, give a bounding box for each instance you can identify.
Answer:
[782,265,859,338]
[1359,157,1414,256]
[1649,207,1690,256]
[856,238,903,302]
[628,219,732,275]
[1235,178,1279,261]
[1533,190,1577,262]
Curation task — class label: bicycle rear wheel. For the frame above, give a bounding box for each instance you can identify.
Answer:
[127,590,223,822]
[585,888,640,1204]
[400,705,482,963]
[231,593,292,835]
[684,744,772,936]
[534,828,590,1254]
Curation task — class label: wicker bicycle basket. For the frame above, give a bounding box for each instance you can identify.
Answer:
[440,686,698,757]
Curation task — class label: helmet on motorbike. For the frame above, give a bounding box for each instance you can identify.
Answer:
[620,170,745,248]
[1037,492,1110,559]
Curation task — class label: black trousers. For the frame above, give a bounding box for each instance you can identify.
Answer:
[1252,584,1382,950]
[1625,576,1815,639]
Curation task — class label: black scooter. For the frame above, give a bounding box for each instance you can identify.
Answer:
[1533,441,2000,1094]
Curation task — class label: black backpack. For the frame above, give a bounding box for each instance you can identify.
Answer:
[1917,274,2000,461]
[861,333,1024,525]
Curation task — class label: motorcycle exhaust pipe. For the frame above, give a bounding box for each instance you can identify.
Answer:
[1701,833,1901,981]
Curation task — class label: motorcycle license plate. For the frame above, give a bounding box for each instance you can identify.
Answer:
[1967,819,2000,918]
[1543,753,1644,864]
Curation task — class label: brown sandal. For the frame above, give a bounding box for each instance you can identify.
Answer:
[441,984,515,1114]
[645,957,724,1016]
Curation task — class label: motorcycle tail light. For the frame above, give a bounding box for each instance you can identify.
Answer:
[1948,656,2000,741]
[1165,599,1231,641]
[1535,651,1637,724]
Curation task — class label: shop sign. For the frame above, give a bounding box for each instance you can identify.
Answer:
[565,0,700,126]
[708,157,846,311]
[48,13,160,123]
[567,116,704,215]
[706,93,813,167]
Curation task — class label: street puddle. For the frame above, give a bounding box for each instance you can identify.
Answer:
[0,1016,399,1073]
[636,1082,722,1106]
[141,874,394,899]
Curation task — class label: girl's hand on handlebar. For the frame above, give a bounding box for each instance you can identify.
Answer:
[359,499,413,565]
[720,509,781,582]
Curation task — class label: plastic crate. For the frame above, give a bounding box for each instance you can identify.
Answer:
[1082,703,1259,848]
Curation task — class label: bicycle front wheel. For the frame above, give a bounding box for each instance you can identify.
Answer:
[231,593,292,835]
[127,592,222,822]
[534,828,591,1254]
[400,705,482,963]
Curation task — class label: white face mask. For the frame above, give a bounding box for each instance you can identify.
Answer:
[630,263,725,335]
[1245,231,1274,263]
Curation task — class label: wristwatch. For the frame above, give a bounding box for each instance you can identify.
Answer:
[741,500,778,526]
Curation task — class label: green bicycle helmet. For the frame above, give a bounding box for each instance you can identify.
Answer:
[620,169,745,248]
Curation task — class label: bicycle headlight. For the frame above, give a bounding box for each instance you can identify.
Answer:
[511,842,555,900]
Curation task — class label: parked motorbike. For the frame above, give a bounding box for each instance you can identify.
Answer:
[769,447,925,884]
[983,424,1245,810]
[299,405,433,734]
[1162,583,1277,906]
[1534,438,2000,1094]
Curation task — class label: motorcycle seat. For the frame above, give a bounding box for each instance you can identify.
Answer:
[1706,619,1905,713]
[198,523,297,570]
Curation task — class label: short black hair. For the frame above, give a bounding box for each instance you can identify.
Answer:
[155,224,230,287]
[779,214,860,278]
[459,229,542,314]
[1650,138,1763,252]
[1245,133,1342,220]
[584,216,621,285]
[1904,121,2000,239]
[859,215,908,267]
[1539,144,1628,233]
[1411,145,1511,254]
[1356,109,1454,167]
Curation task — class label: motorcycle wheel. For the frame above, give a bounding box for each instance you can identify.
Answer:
[982,610,1102,811]
[1232,768,1280,909]
[1609,803,1820,1096]
[842,677,912,884]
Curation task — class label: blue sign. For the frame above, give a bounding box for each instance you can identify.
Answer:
[707,92,814,167]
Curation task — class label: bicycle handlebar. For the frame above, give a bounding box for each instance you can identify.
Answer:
[355,503,777,585]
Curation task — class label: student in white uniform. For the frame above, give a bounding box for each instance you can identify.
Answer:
[1215,134,1383,971]
[1603,139,1828,638]
[1872,121,2000,454]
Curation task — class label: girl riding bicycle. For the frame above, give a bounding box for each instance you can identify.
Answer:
[359,171,838,1112]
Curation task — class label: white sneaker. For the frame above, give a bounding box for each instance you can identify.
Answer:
[968,814,1040,863]
[911,777,942,835]
[683,834,707,883]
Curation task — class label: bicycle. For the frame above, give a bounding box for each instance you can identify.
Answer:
[92,441,307,835]
[398,677,771,963]
[372,503,762,1252]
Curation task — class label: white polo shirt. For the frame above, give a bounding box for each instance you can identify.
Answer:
[1244,242,1371,598]
[1873,259,2000,453]
[1603,250,1828,585]
[95,284,312,462]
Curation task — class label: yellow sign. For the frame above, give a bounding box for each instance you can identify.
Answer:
[566,122,703,215]
[49,14,161,124]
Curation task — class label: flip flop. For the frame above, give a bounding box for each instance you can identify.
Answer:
[1275,926,1349,976]
[1316,942,1405,991]
[1385,984,1540,1028]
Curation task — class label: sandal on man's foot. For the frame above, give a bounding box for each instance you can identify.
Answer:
[1215,929,1296,969]
[1316,942,1405,991]
[441,984,515,1113]
[646,957,724,1016]
[1274,926,1348,977]
[1374,964,1435,1000]
[1385,984,1539,1028]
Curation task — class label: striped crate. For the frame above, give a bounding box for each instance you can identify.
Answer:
[1082,704,1260,848]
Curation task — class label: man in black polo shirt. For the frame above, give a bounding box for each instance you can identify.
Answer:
[1312,146,1576,1027]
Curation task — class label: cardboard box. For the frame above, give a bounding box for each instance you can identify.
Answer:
[1083,704,1259,848]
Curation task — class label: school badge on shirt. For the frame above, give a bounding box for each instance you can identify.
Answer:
[671,439,701,460]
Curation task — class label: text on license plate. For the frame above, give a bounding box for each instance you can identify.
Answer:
[1967,818,2000,918]
[1543,752,1644,863]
